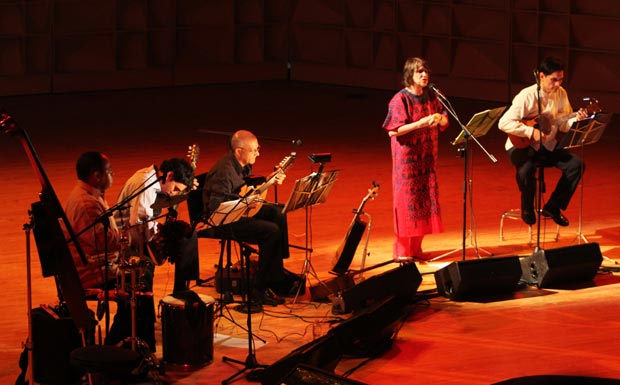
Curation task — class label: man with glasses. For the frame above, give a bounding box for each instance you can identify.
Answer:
[202,130,293,306]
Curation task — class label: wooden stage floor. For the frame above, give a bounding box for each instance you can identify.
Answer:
[1,81,619,384]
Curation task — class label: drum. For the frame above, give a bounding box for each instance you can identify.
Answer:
[160,293,214,367]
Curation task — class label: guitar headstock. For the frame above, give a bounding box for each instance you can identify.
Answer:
[365,181,380,201]
[584,98,602,115]
[278,152,296,172]
[187,144,200,170]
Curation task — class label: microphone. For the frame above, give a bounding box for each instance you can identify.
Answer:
[533,69,540,86]
[428,83,446,100]
[292,139,303,146]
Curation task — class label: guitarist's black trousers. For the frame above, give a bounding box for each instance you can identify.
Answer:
[210,203,290,292]
[508,146,583,213]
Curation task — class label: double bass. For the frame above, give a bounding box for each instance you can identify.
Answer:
[1,110,93,331]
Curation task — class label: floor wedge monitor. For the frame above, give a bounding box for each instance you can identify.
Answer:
[337,262,422,314]
[520,242,603,288]
[434,256,522,301]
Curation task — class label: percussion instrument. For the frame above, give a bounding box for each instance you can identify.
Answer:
[160,293,215,367]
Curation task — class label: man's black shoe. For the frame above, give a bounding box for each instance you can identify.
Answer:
[521,209,536,225]
[542,205,569,227]
[271,272,306,297]
[254,288,285,306]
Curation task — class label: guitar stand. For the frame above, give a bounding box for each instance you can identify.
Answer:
[221,243,267,385]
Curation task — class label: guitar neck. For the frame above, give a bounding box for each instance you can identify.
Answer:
[254,170,281,196]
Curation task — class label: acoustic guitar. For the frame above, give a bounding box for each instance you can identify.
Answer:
[241,152,296,217]
[508,99,601,149]
[330,182,379,275]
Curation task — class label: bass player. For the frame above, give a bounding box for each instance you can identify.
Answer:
[498,56,589,227]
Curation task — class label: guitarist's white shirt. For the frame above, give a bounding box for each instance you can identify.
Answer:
[499,83,574,151]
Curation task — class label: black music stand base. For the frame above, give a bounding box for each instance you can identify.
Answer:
[220,242,266,385]
[222,355,266,384]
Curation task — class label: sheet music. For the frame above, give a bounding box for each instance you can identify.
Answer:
[207,195,261,227]
[452,106,507,145]
[282,170,339,214]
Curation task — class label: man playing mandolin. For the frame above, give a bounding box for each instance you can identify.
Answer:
[499,56,590,227]
[202,130,294,306]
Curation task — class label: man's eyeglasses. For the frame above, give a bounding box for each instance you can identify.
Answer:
[238,146,260,155]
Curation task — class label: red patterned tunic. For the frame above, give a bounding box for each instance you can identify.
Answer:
[382,88,447,257]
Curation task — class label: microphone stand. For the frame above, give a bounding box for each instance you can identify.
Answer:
[533,70,545,255]
[430,86,497,261]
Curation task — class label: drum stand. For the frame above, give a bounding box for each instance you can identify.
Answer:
[118,260,163,377]
[221,245,267,384]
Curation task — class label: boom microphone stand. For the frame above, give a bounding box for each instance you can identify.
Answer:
[427,84,498,261]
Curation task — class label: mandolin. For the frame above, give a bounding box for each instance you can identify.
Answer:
[508,99,601,149]
[330,182,379,275]
[241,152,296,217]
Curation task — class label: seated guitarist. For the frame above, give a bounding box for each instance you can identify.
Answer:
[201,130,294,306]
[499,56,589,226]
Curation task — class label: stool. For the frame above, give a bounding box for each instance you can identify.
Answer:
[499,208,559,245]
[70,344,140,385]
[197,226,253,297]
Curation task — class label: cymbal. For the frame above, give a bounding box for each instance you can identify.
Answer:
[150,193,189,210]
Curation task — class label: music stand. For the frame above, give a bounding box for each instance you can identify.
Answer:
[282,169,339,307]
[558,111,611,244]
[202,195,265,317]
[206,196,269,384]
[431,106,505,261]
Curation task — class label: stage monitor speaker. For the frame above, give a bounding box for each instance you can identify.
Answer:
[337,262,421,314]
[280,364,368,385]
[31,306,87,384]
[434,256,522,301]
[309,274,355,302]
[520,242,603,288]
[258,333,343,385]
[329,295,407,358]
